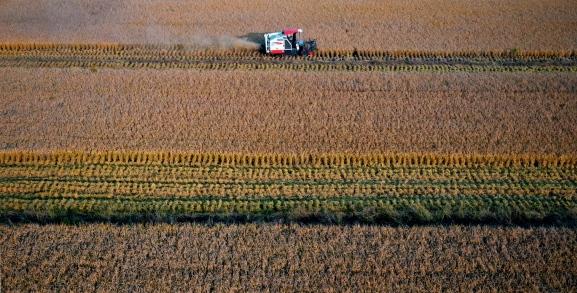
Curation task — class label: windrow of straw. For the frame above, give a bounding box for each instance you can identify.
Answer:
[2,43,575,72]
[1,59,574,72]
[1,43,576,59]
[1,151,576,168]
[317,49,577,59]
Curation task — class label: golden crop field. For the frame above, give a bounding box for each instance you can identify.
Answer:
[1,0,576,51]
[2,67,576,155]
[1,0,577,291]
[2,224,576,291]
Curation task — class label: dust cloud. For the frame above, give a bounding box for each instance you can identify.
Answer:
[0,0,260,50]
[144,25,259,50]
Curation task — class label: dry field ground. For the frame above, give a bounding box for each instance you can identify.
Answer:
[0,0,576,51]
[1,68,576,155]
[1,224,576,291]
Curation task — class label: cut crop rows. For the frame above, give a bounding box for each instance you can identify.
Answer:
[1,43,576,72]
[1,151,576,224]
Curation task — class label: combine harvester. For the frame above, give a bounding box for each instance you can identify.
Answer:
[263,28,317,56]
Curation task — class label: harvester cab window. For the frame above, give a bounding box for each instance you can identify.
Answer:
[284,39,292,49]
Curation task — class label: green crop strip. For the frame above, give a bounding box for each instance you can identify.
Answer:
[0,151,576,225]
[1,195,575,225]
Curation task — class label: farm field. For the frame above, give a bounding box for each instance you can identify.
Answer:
[1,0,577,291]
[2,224,576,291]
[1,0,576,51]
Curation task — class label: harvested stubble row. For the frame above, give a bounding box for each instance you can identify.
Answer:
[2,224,576,291]
[1,152,576,224]
[1,43,576,72]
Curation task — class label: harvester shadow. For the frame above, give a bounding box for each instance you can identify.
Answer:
[2,211,576,228]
